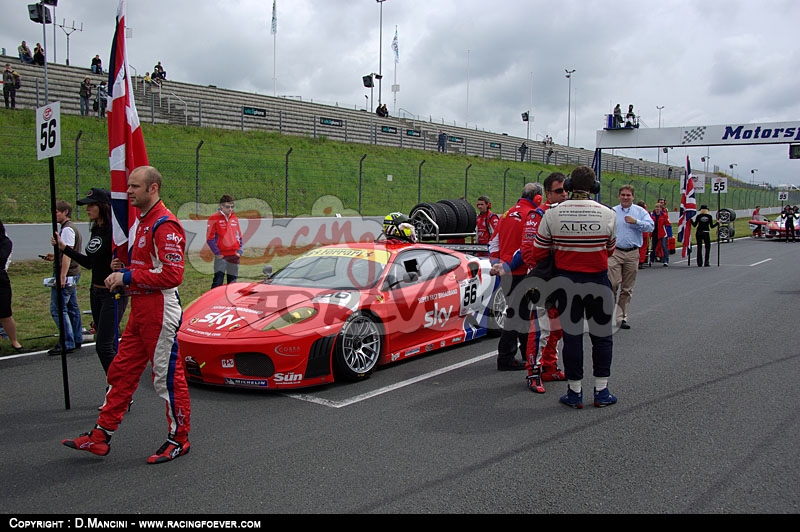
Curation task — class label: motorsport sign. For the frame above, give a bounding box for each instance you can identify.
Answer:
[596,121,800,149]
[36,102,61,160]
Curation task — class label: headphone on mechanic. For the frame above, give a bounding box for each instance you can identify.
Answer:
[563,176,601,195]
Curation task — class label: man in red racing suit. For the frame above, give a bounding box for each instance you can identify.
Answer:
[475,195,500,257]
[520,172,569,392]
[62,166,192,464]
[489,183,543,371]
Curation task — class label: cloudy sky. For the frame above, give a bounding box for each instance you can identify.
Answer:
[4,0,800,187]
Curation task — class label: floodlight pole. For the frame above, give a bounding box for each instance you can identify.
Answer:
[57,19,83,66]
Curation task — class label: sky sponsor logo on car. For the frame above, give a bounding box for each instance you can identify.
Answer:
[424,302,453,328]
[196,309,245,330]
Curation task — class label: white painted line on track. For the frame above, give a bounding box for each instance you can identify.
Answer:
[283,350,499,408]
[750,258,772,267]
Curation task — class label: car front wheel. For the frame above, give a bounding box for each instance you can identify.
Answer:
[333,311,383,382]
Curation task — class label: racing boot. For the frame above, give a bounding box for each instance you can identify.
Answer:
[526,365,546,394]
[147,437,191,464]
[62,426,112,456]
[541,366,566,382]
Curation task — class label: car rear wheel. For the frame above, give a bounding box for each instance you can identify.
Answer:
[333,311,382,382]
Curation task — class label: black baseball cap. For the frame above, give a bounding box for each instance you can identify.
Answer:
[76,187,111,205]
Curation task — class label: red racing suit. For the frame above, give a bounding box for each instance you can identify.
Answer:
[206,210,243,257]
[98,200,191,443]
[476,210,500,256]
[520,203,562,372]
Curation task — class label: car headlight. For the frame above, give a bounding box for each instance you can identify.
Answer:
[261,307,317,331]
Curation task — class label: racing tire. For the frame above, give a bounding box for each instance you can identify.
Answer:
[410,202,457,236]
[438,199,473,233]
[717,208,736,223]
[718,225,733,240]
[455,198,477,234]
[332,311,383,382]
[435,200,462,233]
[486,283,506,337]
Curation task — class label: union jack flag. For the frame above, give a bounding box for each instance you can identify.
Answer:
[107,0,148,265]
[678,156,697,258]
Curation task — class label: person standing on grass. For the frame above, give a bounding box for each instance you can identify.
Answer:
[206,194,243,288]
[0,220,24,353]
[44,200,83,356]
[52,188,128,384]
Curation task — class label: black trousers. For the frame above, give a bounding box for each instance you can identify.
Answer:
[497,274,532,364]
[697,233,711,266]
[90,286,128,374]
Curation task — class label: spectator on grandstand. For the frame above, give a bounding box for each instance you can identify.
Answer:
[33,43,45,66]
[518,142,528,162]
[91,55,104,75]
[153,61,166,82]
[18,41,33,64]
[437,131,447,153]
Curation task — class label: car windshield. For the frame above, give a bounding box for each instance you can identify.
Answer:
[268,249,387,289]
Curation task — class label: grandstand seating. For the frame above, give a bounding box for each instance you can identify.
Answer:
[2,53,680,180]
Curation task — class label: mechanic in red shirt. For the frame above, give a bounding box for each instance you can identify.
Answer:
[63,166,192,464]
[475,195,499,257]
[206,194,243,288]
[532,166,618,409]
[489,182,543,371]
[517,172,569,392]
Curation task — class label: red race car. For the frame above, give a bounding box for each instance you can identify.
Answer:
[178,241,505,390]
[749,213,800,239]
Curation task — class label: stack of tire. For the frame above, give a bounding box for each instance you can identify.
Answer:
[717,208,736,241]
[410,199,477,238]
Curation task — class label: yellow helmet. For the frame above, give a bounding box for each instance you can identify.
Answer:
[383,212,416,242]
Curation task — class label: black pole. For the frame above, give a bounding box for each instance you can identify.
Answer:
[418,160,425,205]
[49,156,70,410]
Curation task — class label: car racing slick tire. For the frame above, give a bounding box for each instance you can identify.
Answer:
[717,208,736,223]
[718,225,734,240]
[332,311,383,382]
[410,202,457,236]
[455,198,477,234]
[438,199,475,234]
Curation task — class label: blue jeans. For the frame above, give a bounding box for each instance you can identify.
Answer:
[80,96,90,116]
[661,237,669,264]
[212,255,240,288]
[49,274,82,349]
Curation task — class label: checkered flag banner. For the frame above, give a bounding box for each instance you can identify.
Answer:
[682,126,706,145]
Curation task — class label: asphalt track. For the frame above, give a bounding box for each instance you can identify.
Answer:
[1,237,799,515]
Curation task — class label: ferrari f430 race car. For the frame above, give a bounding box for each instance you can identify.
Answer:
[178,241,505,390]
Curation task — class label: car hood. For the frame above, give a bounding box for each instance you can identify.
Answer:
[181,282,362,338]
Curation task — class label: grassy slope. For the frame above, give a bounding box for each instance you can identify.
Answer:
[0,109,760,354]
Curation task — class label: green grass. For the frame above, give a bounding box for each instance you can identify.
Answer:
[0,108,770,355]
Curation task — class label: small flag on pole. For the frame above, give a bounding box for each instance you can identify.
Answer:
[271,0,277,35]
[391,27,399,63]
[678,156,697,258]
[108,0,149,265]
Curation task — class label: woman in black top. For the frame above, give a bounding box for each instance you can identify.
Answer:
[0,219,24,352]
[54,189,128,374]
